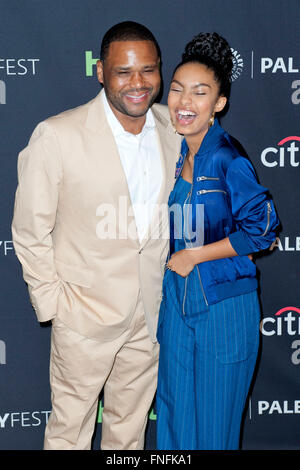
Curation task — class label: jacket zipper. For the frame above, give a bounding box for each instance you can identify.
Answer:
[182,190,191,316]
[182,186,208,315]
[197,189,227,195]
[197,176,220,181]
[196,264,208,306]
[261,201,272,237]
[176,150,209,312]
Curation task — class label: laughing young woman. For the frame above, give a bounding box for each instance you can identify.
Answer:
[156,32,279,450]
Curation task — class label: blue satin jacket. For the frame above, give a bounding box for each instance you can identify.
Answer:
[170,119,279,305]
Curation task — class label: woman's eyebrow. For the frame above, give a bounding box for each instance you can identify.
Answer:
[192,82,211,88]
[171,79,211,88]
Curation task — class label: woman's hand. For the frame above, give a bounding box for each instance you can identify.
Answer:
[166,239,252,278]
[167,249,196,277]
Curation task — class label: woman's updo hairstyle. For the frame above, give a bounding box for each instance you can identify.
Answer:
[175,32,233,99]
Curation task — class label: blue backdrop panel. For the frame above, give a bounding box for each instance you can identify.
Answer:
[0,0,299,450]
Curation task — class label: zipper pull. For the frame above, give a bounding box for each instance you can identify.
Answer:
[197,176,220,181]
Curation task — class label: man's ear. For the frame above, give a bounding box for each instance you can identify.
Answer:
[96,60,104,85]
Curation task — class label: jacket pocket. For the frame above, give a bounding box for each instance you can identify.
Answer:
[54,259,93,288]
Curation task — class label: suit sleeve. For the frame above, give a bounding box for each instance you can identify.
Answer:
[12,121,63,322]
[226,156,279,256]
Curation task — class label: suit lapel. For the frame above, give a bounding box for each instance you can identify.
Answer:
[139,105,181,249]
[152,106,179,207]
[86,92,180,249]
[86,90,139,244]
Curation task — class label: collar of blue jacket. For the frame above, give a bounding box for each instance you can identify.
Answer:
[180,118,223,159]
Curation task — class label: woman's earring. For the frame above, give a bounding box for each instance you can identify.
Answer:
[208,113,215,128]
[171,119,178,134]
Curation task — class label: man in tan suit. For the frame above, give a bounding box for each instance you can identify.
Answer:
[12,21,181,450]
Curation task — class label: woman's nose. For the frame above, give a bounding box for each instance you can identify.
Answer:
[179,91,192,106]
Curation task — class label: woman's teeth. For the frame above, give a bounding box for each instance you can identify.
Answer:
[176,110,197,122]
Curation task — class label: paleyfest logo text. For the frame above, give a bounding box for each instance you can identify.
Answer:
[230,48,243,81]
[0,58,40,104]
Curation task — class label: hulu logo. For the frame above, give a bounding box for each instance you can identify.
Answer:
[0,340,6,365]
[97,400,157,423]
[0,80,6,104]
[85,51,99,77]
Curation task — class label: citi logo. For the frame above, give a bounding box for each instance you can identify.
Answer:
[0,340,6,365]
[261,136,300,167]
[260,307,300,337]
[261,307,300,365]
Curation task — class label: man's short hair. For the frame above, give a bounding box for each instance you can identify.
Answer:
[100,21,161,61]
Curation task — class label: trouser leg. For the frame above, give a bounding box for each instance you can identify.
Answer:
[194,347,258,450]
[44,296,159,450]
[101,296,159,450]
[44,317,126,450]
[156,303,197,450]
[157,290,259,451]
[194,292,260,450]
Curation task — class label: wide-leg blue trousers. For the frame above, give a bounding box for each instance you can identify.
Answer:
[156,271,260,450]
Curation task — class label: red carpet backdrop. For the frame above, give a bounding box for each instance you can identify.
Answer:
[0,0,299,450]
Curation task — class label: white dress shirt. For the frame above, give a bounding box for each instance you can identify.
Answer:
[102,91,162,243]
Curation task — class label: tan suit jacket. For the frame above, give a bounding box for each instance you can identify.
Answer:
[12,90,181,342]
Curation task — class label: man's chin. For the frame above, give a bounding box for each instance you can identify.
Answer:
[123,102,152,118]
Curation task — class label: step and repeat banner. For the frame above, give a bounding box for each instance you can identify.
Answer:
[0,0,299,450]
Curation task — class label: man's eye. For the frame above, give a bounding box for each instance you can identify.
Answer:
[170,88,182,92]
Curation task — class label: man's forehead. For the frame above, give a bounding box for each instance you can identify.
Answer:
[105,40,159,62]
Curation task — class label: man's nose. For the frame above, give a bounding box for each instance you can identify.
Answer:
[129,71,145,88]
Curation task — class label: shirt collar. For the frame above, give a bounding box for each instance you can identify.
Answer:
[102,90,155,138]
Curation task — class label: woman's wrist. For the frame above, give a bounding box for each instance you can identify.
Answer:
[184,238,238,265]
[185,246,204,265]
